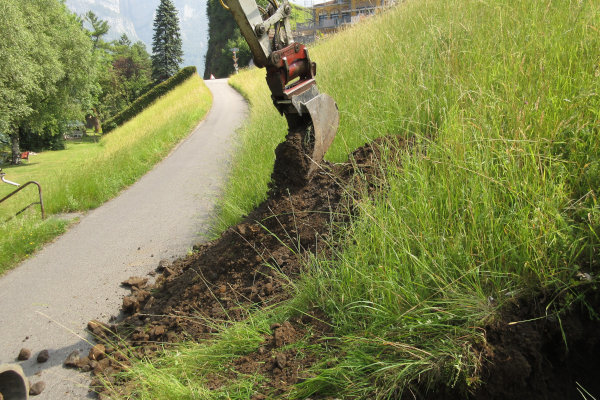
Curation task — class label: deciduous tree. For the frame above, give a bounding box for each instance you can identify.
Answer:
[98,39,152,120]
[0,0,96,163]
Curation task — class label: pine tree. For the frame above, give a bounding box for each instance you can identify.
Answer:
[84,11,109,51]
[151,0,184,83]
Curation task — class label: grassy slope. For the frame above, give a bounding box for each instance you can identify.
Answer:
[119,0,600,398]
[0,75,211,274]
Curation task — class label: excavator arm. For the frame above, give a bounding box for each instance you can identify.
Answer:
[221,0,339,188]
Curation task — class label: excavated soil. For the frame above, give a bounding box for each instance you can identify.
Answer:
[81,137,391,397]
[271,129,313,190]
[471,291,600,400]
[405,290,600,400]
[78,137,599,399]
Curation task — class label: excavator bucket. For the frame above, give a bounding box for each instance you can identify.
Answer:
[304,93,339,175]
[272,92,339,190]
[222,0,340,190]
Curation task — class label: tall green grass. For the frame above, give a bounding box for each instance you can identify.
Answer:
[224,70,284,229]
[0,75,211,274]
[119,0,600,397]
[295,0,600,396]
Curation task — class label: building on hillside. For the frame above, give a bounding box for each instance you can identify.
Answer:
[294,0,394,43]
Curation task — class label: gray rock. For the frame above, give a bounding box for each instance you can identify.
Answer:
[29,381,46,396]
[37,349,50,363]
[17,348,31,361]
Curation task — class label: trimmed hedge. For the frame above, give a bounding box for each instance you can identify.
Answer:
[103,66,198,134]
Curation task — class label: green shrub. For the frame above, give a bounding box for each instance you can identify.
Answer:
[18,124,66,152]
[103,66,198,134]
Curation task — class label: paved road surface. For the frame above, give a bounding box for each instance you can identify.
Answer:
[0,79,247,399]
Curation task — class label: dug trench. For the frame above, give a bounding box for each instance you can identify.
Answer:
[71,137,598,399]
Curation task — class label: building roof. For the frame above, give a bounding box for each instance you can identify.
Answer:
[314,0,342,8]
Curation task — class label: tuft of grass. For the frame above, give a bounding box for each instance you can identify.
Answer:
[116,0,600,398]
[0,215,69,274]
[0,75,211,274]
[222,69,284,231]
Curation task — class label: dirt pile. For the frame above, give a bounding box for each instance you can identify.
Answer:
[405,290,600,400]
[272,129,316,190]
[80,138,391,395]
[471,291,600,400]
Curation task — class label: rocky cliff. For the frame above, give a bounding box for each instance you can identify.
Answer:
[65,0,208,75]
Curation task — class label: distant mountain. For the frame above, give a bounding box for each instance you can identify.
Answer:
[65,0,208,75]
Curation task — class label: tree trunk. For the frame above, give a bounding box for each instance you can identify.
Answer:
[93,116,101,134]
[86,112,101,134]
[92,109,101,133]
[10,131,21,165]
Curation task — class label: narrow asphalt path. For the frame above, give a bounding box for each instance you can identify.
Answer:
[0,79,247,399]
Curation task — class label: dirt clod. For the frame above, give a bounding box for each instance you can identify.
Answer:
[273,321,297,347]
[17,348,31,361]
[89,344,106,361]
[275,353,287,369]
[121,277,148,289]
[77,356,92,372]
[122,296,140,314]
[93,358,110,375]
[63,350,80,368]
[29,381,45,396]
[87,320,113,339]
[149,325,166,337]
[36,350,49,363]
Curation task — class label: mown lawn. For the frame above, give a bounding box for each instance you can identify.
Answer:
[1,137,102,205]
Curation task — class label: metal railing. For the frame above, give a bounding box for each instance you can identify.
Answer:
[295,14,360,32]
[0,169,45,220]
[297,19,342,31]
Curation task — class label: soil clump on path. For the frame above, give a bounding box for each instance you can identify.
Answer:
[75,137,599,399]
